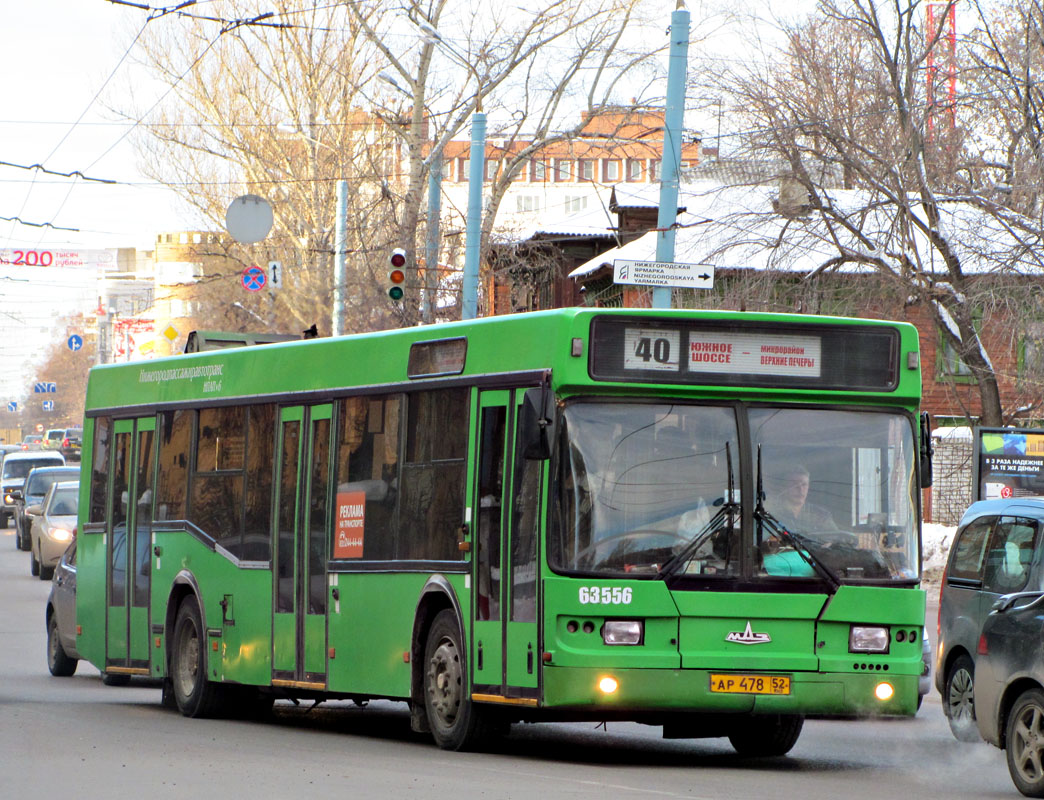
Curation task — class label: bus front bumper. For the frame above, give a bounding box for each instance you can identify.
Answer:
[539,666,919,717]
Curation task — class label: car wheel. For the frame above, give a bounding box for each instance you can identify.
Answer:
[29,546,40,577]
[17,526,29,551]
[945,654,979,742]
[47,614,77,677]
[1006,688,1044,797]
[171,595,226,717]
[728,715,804,757]
[39,560,54,581]
[423,609,505,750]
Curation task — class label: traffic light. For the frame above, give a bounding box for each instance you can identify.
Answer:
[387,248,406,301]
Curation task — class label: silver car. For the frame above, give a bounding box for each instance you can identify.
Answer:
[936,498,1044,742]
[28,481,78,580]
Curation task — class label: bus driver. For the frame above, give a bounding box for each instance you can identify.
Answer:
[766,463,836,533]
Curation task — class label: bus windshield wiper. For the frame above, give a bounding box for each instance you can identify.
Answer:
[657,443,738,581]
[755,446,841,592]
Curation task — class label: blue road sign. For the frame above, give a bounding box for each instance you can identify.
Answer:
[6,402,16,412]
[33,382,57,393]
[67,334,83,351]
[43,400,54,412]
[242,265,267,292]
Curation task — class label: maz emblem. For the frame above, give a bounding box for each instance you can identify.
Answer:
[725,621,772,645]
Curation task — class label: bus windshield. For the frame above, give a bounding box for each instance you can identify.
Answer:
[550,401,919,583]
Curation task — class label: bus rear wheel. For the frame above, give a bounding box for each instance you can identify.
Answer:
[171,595,224,718]
[423,609,501,751]
[728,714,804,757]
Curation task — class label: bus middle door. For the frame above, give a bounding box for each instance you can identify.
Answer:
[272,404,333,689]
[472,389,541,706]
[105,416,155,678]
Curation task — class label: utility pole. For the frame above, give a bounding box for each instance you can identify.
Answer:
[423,152,442,323]
[652,5,690,309]
[462,112,486,320]
[332,178,347,336]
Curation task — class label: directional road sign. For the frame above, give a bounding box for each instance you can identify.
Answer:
[6,402,16,413]
[242,265,267,292]
[33,381,57,393]
[43,400,54,412]
[67,334,83,351]
[268,260,282,289]
[613,258,714,290]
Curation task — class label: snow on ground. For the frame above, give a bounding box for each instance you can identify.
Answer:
[922,522,957,578]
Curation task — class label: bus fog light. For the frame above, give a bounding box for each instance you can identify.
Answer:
[603,620,643,645]
[850,625,889,653]
[598,676,619,694]
[875,681,894,701]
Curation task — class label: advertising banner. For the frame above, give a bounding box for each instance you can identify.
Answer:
[975,427,1044,501]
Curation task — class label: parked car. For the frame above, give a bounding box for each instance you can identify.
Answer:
[20,434,42,451]
[935,497,1044,742]
[0,451,65,528]
[28,480,78,580]
[13,465,79,550]
[973,588,1044,796]
[45,540,79,677]
[58,427,82,461]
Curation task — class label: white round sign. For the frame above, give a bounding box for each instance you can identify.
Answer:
[225,194,274,244]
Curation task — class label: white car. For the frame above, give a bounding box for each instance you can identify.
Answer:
[28,480,78,580]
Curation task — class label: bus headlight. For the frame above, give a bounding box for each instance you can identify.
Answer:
[850,625,890,653]
[603,620,643,646]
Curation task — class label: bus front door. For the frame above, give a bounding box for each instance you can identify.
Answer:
[272,404,333,689]
[472,389,541,706]
[105,416,156,678]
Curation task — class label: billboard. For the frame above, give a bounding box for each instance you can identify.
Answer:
[973,427,1044,501]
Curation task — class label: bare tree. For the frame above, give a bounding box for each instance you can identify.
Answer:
[350,0,667,321]
[708,0,1044,426]
[121,1,403,335]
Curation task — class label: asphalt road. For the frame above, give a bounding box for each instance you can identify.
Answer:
[0,527,1018,800]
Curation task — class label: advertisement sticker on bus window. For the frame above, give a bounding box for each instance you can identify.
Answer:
[623,328,680,372]
[688,332,822,378]
[334,491,366,558]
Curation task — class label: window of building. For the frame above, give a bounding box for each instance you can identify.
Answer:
[578,159,594,182]
[649,160,661,181]
[516,195,540,213]
[486,159,500,182]
[564,195,589,213]
[555,159,574,182]
[603,159,621,182]
[627,159,643,181]
[530,159,546,182]
[458,158,470,182]
[441,159,453,180]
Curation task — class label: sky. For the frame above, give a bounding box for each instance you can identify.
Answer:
[0,0,200,253]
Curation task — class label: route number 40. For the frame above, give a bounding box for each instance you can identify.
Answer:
[578,586,633,605]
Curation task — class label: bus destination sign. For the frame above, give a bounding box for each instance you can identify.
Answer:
[592,316,898,391]
[622,327,821,379]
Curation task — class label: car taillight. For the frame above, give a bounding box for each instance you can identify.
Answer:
[977,633,988,655]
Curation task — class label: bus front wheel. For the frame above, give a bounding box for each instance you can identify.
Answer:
[171,595,224,718]
[423,609,501,751]
[728,714,804,757]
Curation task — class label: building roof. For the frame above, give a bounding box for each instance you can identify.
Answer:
[569,182,1044,279]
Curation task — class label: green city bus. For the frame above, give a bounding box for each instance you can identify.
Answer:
[74,307,930,754]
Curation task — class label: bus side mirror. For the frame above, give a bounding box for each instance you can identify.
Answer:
[919,412,933,489]
[521,386,553,460]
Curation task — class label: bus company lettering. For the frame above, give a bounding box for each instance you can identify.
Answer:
[334,491,366,558]
[690,340,733,364]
